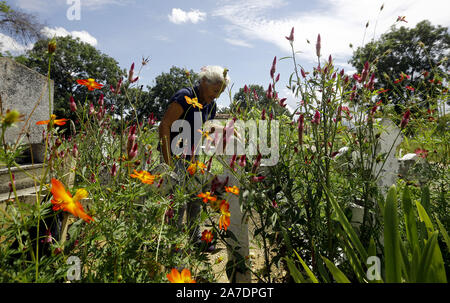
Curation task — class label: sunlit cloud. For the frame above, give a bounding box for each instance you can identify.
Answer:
[213,0,450,66]
[168,8,207,24]
[41,26,98,46]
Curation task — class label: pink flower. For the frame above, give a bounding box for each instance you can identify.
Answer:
[361,61,370,83]
[272,200,278,208]
[238,155,246,167]
[72,144,78,158]
[252,153,262,174]
[89,103,95,115]
[414,148,428,159]
[128,63,139,83]
[69,96,77,112]
[298,114,304,145]
[406,86,415,91]
[128,142,138,160]
[312,110,321,125]
[111,162,117,177]
[251,176,266,182]
[266,83,273,99]
[270,56,277,79]
[148,113,157,126]
[316,34,321,58]
[285,27,294,42]
[229,154,237,170]
[301,68,306,78]
[98,93,104,107]
[400,109,411,129]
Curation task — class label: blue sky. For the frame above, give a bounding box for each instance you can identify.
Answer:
[2,0,449,112]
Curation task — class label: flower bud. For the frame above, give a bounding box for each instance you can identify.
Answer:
[316,34,321,58]
[285,27,294,42]
[48,40,56,54]
[69,96,77,112]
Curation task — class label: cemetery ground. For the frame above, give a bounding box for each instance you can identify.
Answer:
[0,30,449,283]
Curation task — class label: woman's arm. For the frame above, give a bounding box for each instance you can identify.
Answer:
[159,102,184,167]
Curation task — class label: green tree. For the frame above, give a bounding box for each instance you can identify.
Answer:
[349,20,449,108]
[135,66,198,121]
[20,36,126,118]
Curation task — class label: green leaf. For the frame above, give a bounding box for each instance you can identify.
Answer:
[420,186,430,213]
[401,186,419,251]
[384,185,402,283]
[325,187,368,261]
[435,217,450,253]
[321,256,351,283]
[416,201,435,238]
[338,231,366,282]
[293,250,319,283]
[285,257,307,283]
[417,231,447,283]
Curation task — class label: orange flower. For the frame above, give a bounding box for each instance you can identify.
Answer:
[36,114,69,126]
[184,96,203,109]
[77,78,103,91]
[198,129,212,141]
[167,268,196,283]
[197,191,217,203]
[130,170,159,184]
[50,178,93,223]
[187,162,197,175]
[197,161,207,174]
[225,186,239,195]
[201,229,214,243]
[219,200,230,231]
[187,161,206,176]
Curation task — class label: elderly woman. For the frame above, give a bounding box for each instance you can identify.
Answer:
[159,65,230,245]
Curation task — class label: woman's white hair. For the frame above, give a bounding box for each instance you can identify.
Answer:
[198,65,230,86]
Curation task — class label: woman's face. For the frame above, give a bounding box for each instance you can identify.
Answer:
[200,80,224,105]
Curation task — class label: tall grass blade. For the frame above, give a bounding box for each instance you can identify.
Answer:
[321,256,351,283]
[384,185,402,283]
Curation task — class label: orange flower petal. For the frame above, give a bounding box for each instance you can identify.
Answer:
[167,268,181,283]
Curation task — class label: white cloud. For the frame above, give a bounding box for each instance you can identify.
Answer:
[0,33,34,54]
[168,8,206,24]
[224,38,253,48]
[213,0,450,65]
[41,27,98,46]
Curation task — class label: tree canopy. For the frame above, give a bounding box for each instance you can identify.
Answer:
[349,20,449,108]
[18,36,126,118]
